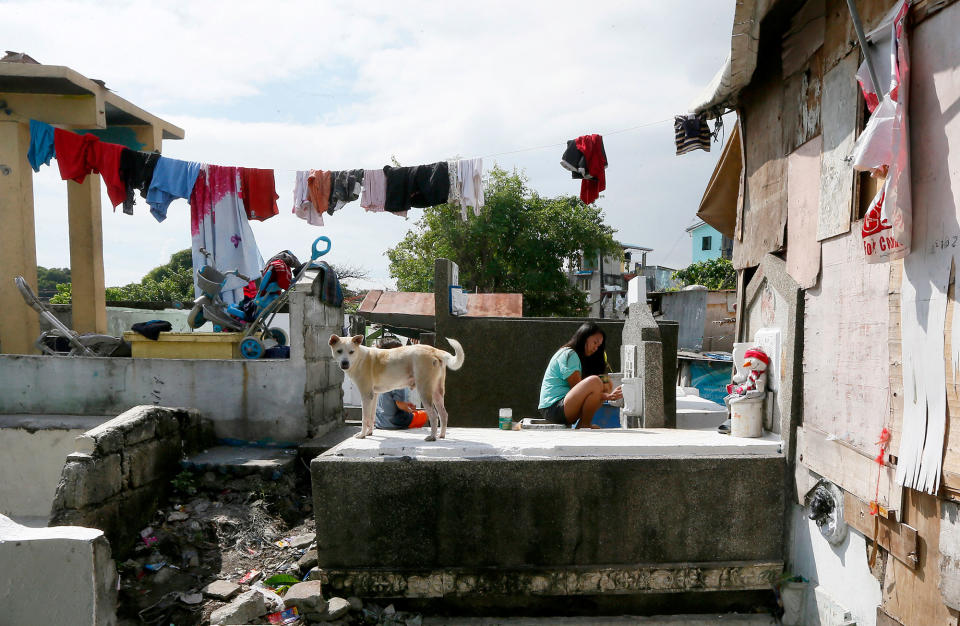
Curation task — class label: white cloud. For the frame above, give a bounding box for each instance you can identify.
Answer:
[7,1,735,287]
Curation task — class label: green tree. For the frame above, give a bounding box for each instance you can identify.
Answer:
[36,266,71,298]
[671,257,736,290]
[50,249,195,304]
[387,167,619,317]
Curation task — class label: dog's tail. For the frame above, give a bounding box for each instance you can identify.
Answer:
[444,337,465,371]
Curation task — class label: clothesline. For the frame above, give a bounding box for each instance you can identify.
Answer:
[256,116,676,174]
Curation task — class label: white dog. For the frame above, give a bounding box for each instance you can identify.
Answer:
[328,334,464,441]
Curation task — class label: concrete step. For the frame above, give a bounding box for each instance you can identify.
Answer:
[0,414,112,432]
[182,445,297,479]
[299,425,361,462]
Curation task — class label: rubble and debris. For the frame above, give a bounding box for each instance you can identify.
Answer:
[113,463,425,625]
[210,589,266,625]
[203,580,240,601]
[283,580,327,615]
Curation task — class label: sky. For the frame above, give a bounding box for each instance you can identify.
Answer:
[3,0,736,290]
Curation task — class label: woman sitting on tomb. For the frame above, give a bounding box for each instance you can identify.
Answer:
[538,322,622,428]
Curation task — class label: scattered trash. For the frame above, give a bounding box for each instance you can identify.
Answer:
[177,591,203,605]
[266,606,300,624]
[140,526,159,547]
[143,561,166,572]
[274,539,291,548]
[238,569,262,585]
[263,573,301,595]
[167,511,190,522]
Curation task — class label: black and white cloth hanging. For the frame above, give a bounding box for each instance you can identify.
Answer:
[674,113,711,155]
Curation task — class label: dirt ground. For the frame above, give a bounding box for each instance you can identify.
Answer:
[115,460,423,626]
[115,467,306,624]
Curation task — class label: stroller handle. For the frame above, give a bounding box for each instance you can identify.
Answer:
[311,236,332,260]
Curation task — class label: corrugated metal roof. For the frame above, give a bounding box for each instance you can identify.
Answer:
[358,289,523,330]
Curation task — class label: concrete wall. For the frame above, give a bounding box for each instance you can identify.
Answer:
[0,415,108,520]
[312,454,785,570]
[660,288,708,352]
[660,289,735,353]
[43,305,195,336]
[0,271,344,442]
[432,260,623,427]
[786,503,881,626]
[49,405,215,556]
[0,514,117,625]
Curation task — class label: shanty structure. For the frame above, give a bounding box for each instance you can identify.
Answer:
[690,1,960,623]
[0,53,183,354]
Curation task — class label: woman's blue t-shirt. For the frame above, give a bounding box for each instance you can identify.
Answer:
[538,347,582,409]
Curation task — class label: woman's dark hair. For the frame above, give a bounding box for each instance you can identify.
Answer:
[378,337,403,349]
[562,322,608,377]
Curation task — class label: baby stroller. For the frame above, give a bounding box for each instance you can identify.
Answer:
[14,276,129,357]
[188,236,333,359]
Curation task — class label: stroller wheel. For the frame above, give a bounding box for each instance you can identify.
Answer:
[240,337,265,360]
[187,305,206,329]
[267,327,288,347]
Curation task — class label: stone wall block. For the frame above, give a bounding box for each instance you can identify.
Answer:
[56,454,123,509]
[123,439,182,489]
[640,341,665,427]
[302,296,328,326]
[322,388,343,422]
[306,361,329,395]
[90,426,124,455]
[121,416,157,446]
[303,331,329,361]
[326,305,343,331]
[155,412,180,438]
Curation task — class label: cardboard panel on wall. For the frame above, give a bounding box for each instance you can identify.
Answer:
[787,135,824,289]
[817,52,860,241]
[733,58,787,270]
[803,226,889,455]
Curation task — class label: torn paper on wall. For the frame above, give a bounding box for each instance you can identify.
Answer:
[898,258,948,494]
[852,0,911,264]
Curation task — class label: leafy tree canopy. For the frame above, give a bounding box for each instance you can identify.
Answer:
[47,248,370,307]
[671,257,736,290]
[50,250,195,304]
[386,166,620,317]
[36,266,71,297]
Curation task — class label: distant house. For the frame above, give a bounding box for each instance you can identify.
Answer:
[571,242,666,318]
[685,220,733,263]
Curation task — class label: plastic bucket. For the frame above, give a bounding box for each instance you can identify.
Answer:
[730,397,764,437]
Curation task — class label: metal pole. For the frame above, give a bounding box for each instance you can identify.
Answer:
[846,0,883,98]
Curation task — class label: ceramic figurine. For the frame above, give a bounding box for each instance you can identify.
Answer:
[724,347,769,404]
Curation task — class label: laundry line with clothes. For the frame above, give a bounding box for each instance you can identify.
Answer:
[25,121,499,303]
[25,119,642,303]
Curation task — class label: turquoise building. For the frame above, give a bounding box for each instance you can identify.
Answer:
[685,220,732,264]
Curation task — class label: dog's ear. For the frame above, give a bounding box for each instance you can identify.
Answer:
[328,334,340,346]
[351,335,364,345]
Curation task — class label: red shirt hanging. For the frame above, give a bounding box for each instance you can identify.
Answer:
[575,134,607,205]
[54,128,127,209]
[238,167,280,221]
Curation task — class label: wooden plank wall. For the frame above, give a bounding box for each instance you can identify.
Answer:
[732,28,786,270]
[786,136,824,289]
